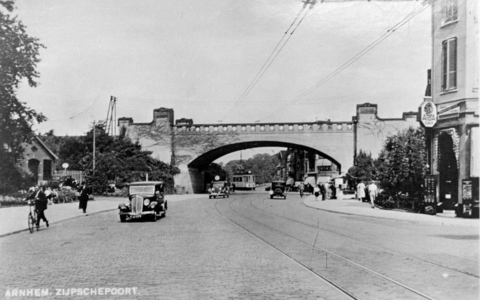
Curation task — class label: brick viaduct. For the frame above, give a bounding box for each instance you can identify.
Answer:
[119,103,419,193]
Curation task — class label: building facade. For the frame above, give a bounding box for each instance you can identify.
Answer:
[20,136,58,185]
[429,0,478,215]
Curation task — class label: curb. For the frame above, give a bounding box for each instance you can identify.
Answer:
[0,208,116,239]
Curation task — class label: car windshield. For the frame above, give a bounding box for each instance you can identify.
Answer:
[129,185,155,194]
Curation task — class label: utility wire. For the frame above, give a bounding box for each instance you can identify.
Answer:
[221,2,316,120]
[260,3,429,121]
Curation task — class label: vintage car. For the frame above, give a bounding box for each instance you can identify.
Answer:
[269,181,287,199]
[208,181,229,199]
[118,181,167,222]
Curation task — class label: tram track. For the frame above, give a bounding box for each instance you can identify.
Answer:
[252,196,479,278]
[214,195,478,300]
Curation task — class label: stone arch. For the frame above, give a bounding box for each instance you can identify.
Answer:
[188,141,341,170]
[179,141,344,193]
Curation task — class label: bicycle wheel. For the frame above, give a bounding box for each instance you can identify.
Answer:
[28,212,35,233]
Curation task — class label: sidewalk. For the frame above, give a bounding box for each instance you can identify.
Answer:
[0,194,202,237]
[303,195,480,228]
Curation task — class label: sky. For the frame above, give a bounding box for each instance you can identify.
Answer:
[13,0,432,162]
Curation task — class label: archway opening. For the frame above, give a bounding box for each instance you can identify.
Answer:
[187,141,342,193]
[438,132,458,210]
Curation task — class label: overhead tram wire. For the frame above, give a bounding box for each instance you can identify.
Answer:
[221,2,316,121]
[260,2,430,121]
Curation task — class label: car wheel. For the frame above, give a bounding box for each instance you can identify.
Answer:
[151,212,157,222]
[120,215,126,223]
[209,195,211,199]
[284,196,287,200]
[270,195,273,199]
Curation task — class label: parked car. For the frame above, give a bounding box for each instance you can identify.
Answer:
[118,181,167,222]
[208,181,229,199]
[269,181,286,199]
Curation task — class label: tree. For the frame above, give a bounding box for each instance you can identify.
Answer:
[55,122,180,194]
[375,127,427,201]
[224,153,279,184]
[347,150,375,187]
[204,162,229,185]
[0,1,46,193]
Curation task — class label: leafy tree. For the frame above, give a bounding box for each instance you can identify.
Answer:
[224,153,279,184]
[375,127,427,200]
[204,162,229,185]
[57,123,180,194]
[347,150,375,187]
[0,1,46,193]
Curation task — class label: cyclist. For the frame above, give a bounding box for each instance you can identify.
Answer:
[26,186,49,227]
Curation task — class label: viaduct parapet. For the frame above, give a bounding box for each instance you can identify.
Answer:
[119,103,419,193]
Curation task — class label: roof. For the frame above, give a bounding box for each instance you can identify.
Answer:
[34,136,58,160]
[128,181,163,186]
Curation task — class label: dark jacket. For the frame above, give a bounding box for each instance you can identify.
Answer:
[27,189,48,211]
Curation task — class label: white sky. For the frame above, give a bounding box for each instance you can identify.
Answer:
[14,0,431,161]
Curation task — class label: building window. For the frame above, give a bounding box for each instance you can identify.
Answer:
[441,38,457,92]
[43,160,52,180]
[442,0,458,25]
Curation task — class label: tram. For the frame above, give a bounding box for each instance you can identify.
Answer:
[232,172,256,190]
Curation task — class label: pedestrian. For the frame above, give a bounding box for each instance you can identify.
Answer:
[367,181,378,209]
[356,180,366,202]
[77,182,90,213]
[330,181,337,199]
[26,186,49,227]
[319,183,326,200]
[323,182,330,200]
[299,182,305,198]
[231,183,236,193]
[314,185,320,201]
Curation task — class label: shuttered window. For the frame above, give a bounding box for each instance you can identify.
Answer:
[441,38,457,92]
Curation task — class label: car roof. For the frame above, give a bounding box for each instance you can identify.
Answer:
[272,181,286,184]
[128,181,163,186]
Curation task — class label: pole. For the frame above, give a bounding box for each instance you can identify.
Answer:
[93,121,96,172]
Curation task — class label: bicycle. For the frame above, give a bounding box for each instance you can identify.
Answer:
[27,200,39,233]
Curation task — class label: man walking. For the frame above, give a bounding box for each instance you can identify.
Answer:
[26,186,49,227]
[367,181,378,209]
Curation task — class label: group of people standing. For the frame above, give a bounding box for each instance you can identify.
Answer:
[298,181,338,200]
[356,180,378,209]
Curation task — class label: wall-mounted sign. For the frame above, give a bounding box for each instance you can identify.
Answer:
[438,102,460,120]
[462,180,472,200]
[317,166,332,172]
[419,98,437,127]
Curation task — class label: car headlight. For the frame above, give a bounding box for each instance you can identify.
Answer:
[125,201,130,206]
[269,190,273,195]
[143,199,150,206]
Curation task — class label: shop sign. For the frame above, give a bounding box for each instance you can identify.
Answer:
[462,180,472,200]
[419,98,437,127]
[317,166,332,171]
[438,103,460,119]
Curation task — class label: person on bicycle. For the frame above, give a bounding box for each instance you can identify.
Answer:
[26,186,49,227]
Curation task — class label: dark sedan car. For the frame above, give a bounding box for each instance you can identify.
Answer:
[118,181,167,222]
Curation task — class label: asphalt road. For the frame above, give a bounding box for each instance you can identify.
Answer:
[0,191,478,299]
